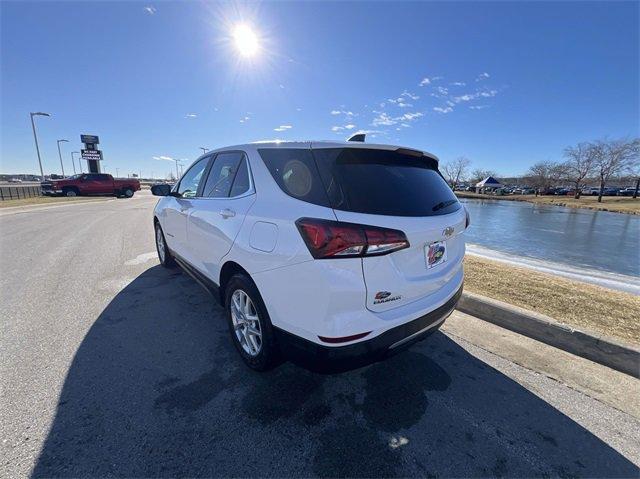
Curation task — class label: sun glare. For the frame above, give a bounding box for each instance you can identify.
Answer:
[233,24,259,57]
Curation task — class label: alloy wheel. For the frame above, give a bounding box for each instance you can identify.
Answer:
[156,227,166,263]
[230,289,262,356]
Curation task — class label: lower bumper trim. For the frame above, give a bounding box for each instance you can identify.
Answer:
[274,283,463,373]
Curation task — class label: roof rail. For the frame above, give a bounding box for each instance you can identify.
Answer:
[347,133,365,142]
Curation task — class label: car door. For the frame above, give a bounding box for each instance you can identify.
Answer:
[80,174,100,194]
[162,156,211,260]
[94,174,113,194]
[187,151,256,282]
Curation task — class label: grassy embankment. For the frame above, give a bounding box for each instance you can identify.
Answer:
[464,255,640,345]
[456,191,640,215]
[0,196,110,208]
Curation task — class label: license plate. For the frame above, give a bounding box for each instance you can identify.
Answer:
[426,241,447,269]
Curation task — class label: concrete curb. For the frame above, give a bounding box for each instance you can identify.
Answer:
[456,291,640,379]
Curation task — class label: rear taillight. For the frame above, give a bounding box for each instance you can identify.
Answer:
[296,218,409,259]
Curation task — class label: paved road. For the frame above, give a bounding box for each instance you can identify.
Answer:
[1,191,639,478]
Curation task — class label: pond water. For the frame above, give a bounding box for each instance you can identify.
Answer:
[460,198,639,282]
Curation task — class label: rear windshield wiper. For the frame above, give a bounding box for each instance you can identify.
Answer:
[432,199,457,212]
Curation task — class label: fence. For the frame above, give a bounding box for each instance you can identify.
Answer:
[0,185,42,201]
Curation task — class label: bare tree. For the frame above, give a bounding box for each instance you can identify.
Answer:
[592,138,640,202]
[527,160,559,194]
[442,157,471,190]
[563,142,596,199]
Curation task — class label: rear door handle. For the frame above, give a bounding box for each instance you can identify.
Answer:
[219,208,236,218]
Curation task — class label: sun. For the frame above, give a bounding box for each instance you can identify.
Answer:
[232,24,259,57]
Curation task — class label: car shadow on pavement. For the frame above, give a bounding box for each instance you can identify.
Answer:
[32,266,638,478]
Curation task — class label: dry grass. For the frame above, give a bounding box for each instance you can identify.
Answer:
[464,255,640,345]
[456,191,640,214]
[0,196,109,208]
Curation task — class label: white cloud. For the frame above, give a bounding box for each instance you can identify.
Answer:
[469,105,490,110]
[397,102,412,108]
[185,113,197,118]
[372,111,423,127]
[450,81,466,86]
[452,89,498,103]
[331,126,344,132]
[279,84,285,89]
[344,124,356,130]
[239,115,251,123]
[153,155,174,161]
[273,125,292,132]
[433,106,454,114]
[331,109,355,117]
[401,91,420,100]
[144,6,156,14]
[399,112,423,121]
[475,72,490,81]
[420,76,442,87]
[372,112,397,126]
[453,93,475,103]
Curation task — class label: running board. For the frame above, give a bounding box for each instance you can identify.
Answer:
[173,254,221,304]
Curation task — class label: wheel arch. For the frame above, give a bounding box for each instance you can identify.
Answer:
[219,261,252,306]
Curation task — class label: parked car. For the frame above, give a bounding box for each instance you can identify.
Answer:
[41,173,140,197]
[603,187,620,196]
[581,187,599,196]
[152,140,468,372]
[619,187,638,197]
[8,178,23,183]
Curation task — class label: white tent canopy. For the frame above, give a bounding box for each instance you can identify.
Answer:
[475,176,502,188]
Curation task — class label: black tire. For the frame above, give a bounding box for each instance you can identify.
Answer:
[225,273,279,371]
[63,187,78,197]
[154,222,176,268]
[123,188,134,198]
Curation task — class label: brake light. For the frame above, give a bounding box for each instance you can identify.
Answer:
[296,218,409,259]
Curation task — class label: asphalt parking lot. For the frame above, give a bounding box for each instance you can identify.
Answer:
[1,190,639,478]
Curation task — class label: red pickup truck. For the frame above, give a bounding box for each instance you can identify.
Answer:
[41,173,141,198]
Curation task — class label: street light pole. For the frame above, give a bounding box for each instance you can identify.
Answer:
[72,151,81,173]
[174,158,180,179]
[56,139,69,176]
[199,147,208,155]
[30,112,50,180]
[116,168,119,178]
[69,151,76,174]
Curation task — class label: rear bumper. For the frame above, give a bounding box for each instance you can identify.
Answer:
[274,283,462,372]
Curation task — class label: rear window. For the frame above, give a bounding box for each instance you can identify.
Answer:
[260,147,460,216]
[313,148,460,216]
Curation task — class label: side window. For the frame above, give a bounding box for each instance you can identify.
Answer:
[202,152,245,198]
[229,157,250,197]
[98,174,110,181]
[177,158,209,198]
[85,174,98,180]
[258,148,330,206]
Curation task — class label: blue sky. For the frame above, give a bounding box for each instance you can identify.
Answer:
[1,1,638,177]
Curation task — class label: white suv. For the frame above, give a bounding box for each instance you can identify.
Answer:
[152,139,468,372]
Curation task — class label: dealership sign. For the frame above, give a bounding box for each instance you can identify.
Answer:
[80,134,99,145]
[81,149,102,161]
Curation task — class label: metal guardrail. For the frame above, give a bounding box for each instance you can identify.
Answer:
[0,185,42,201]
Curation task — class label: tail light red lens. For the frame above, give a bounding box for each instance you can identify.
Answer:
[296,218,409,259]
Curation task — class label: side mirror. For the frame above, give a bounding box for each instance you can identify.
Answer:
[151,184,172,196]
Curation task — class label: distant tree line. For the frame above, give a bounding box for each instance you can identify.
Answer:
[440,137,640,201]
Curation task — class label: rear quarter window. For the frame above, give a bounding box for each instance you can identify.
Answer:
[258,148,330,207]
